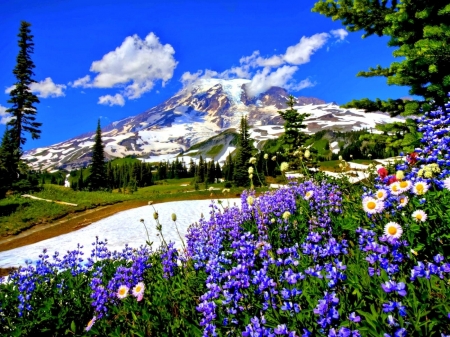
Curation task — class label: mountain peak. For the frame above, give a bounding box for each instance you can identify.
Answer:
[23,78,404,170]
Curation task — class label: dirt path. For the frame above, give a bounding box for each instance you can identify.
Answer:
[0,200,148,253]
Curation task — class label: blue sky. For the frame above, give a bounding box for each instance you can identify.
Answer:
[0,0,413,150]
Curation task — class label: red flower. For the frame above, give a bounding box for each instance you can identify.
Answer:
[387,175,397,185]
[378,167,388,179]
[407,152,418,165]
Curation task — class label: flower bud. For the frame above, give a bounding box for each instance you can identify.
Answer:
[249,174,253,179]
[264,153,269,160]
[395,170,405,180]
[171,213,177,221]
[271,156,277,161]
[282,211,291,220]
[280,162,289,172]
[304,150,310,158]
[248,167,254,174]
[247,196,254,206]
[153,212,159,220]
[249,157,257,164]
[339,155,343,161]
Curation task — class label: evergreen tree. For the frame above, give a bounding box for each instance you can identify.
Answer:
[188,158,196,177]
[6,21,41,170]
[278,95,310,152]
[0,129,18,196]
[207,160,216,184]
[78,170,84,191]
[215,162,222,180]
[233,116,254,187]
[88,120,106,190]
[198,155,205,183]
[312,1,450,115]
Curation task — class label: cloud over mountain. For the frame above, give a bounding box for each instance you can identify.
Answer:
[180,30,347,98]
[71,32,178,104]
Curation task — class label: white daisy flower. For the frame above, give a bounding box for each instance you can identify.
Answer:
[384,222,403,239]
[375,189,388,200]
[362,197,384,214]
[132,282,145,300]
[398,180,411,193]
[389,182,402,196]
[412,210,427,222]
[117,285,129,299]
[443,177,450,190]
[398,195,409,207]
[412,181,429,195]
[305,190,314,200]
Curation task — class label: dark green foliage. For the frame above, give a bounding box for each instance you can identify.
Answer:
[87,120,106,191]
[6,21,41,151]
[0,22,41,196]
[278,95,310,151]
[0,129,18,197]
[197,155,205,183]
[233,116,254,187]
[215,161,222,180]
[206,160,216,184]
[312,0,450,116]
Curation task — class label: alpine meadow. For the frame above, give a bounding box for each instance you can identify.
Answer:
[1,1,450,337]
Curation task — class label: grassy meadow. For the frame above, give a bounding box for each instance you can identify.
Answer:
[0,178,262,237]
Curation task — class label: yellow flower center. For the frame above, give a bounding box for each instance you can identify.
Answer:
[400,198,405,204]
[416,214,422,220]
[306,192,312,198]
[416,184,424,193]
[388,226,398,235]
[367,201,376,210]
[377,192,383,198]
[392,185,399,192]
[400,181,408,188]
[135,285,142,292]
[119,288,126,296]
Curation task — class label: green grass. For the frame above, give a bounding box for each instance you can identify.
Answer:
[206,144,224,157]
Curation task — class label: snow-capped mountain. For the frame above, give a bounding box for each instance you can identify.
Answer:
[23,79,404,170]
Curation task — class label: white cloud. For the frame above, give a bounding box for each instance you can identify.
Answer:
[288,78,316,91]
[70,75,92,88]
[5,78,66,98]
[0,105,13,125]
[98,94,125,107]
[87,32,177,99]
[180,31,345,97]
[4,85,14,94]
[244,65,299,98]
[330,28,348,41]
[283,33,330,65]
[30,78,66,98]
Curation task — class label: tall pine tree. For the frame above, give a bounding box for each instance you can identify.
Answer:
[233,115,253,187]
[1,21,41,191]
[88,120,106,191]
[6,21,41,158]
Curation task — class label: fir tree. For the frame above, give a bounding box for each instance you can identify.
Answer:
[278,95,310,152]
[88,120,106,191]
[6,21,41,163]
[215,162,222,180]
[312,1,450,116]
[233,116,253,187]
[0,129,18,195]
[198,155,205,183]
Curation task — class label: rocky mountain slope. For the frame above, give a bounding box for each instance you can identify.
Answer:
[23,78,404,170]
